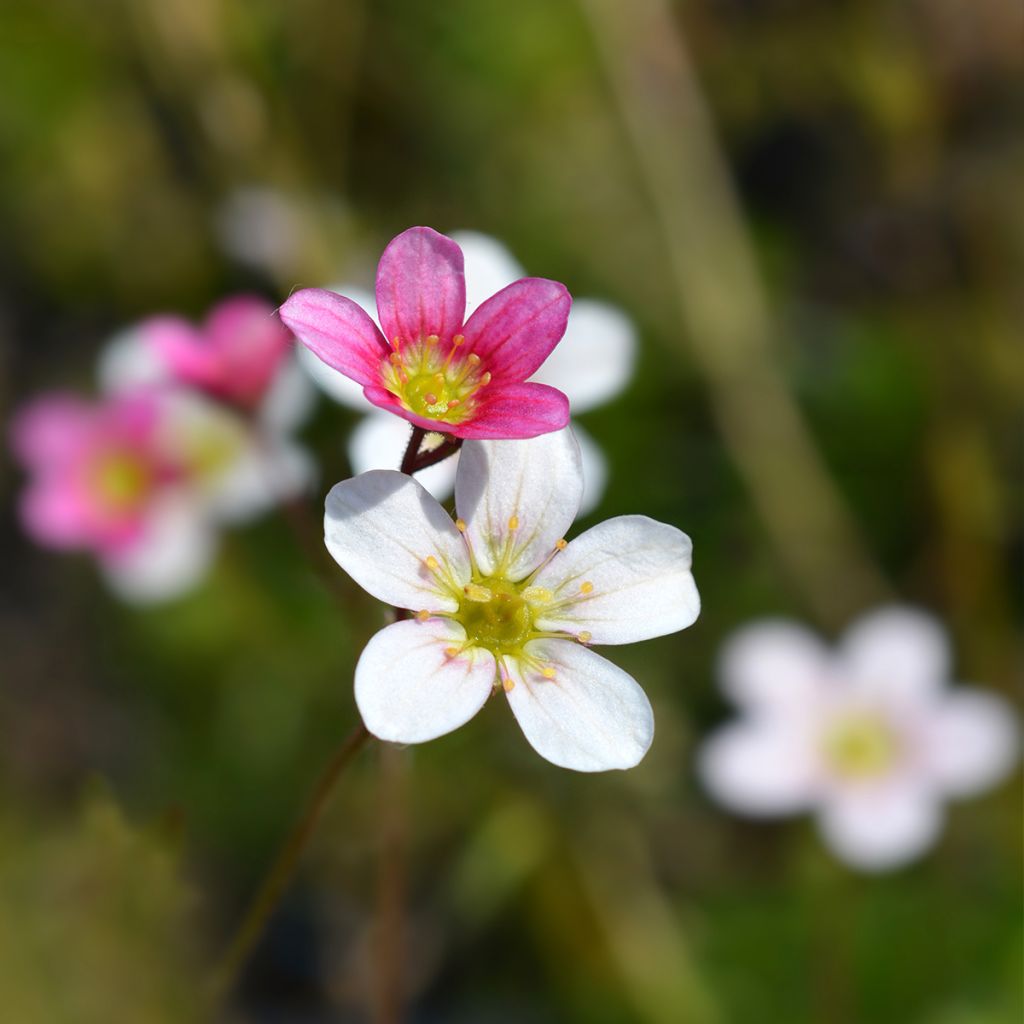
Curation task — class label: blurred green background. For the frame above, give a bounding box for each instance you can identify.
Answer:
[1,0,1020,1021]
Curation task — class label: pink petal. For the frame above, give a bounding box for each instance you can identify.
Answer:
[279,288,389,388]
[9,393,93,466]
[374,227,466,346]
[203,295,292,403]
[19,480,93,548]
[451,382,569,439]
[461,278,571,382]
[142,316,213,385]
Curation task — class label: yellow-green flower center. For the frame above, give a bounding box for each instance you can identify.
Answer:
[822,712,899,779]
[457,576,534,656]
[89,451,152,512]
[381,334,490,424]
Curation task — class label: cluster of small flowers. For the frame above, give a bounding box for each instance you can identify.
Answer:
[12,226,1016,871]
[11,297,315,602]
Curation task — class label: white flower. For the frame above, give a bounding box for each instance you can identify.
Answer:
[699,607,1019,871]
[299,231,635,514]
[324,426,699,771]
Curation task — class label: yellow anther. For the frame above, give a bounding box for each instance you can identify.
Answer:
[448,398,460,407]
[521,586,553,604]
[578,631,592,644]
[464,583,493,603]
[389,352,401,364]
[424,555,440,571]
[502,675,516,693]
[580,581,594,595]
[541,666,556,680]
[415,610,431,622]
[452,334,465,347]
[508,515,519,531]
[555,538,568,550]
[424,392,438,405]
[455,518,467,532]
[426,334,439,346]
[467,352,481,366]
[444,646,459,658]
[480,371,492,386]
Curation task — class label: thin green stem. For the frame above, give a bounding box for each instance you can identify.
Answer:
[209,722,372,1001]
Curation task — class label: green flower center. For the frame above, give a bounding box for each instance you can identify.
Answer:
[822,713,899,779]
[381,334,490,424]
[457,576,534,657]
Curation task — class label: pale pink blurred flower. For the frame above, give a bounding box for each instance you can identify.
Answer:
[297,231,636,514]
[280,226,573,441]
[11,388,311,604]
[322,426,699,772]
[699,607,1019,871]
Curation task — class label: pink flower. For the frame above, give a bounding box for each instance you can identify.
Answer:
[280,226,572,439]
[137,296,294,409]
[11,392,180,553]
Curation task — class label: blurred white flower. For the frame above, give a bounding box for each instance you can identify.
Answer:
[323,426,699,771]
[298,231,635,514]
[699,607,1019,871]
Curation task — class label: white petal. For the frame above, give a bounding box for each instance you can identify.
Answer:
[924,690,1019,797]
[698,721,818,816]
[97,329,167,394]
[259,355,317,432]
[573,423,607,516]
[449,231,524,316]
[100,496,215,604]
[503,640,653,772]
[296,342,370,410]
[718,620,832,714]
[348,413,459,500]
[205,436,315,523]
[818,784,942,871]
[530,299,636,413]
[839,606,949,702]
[455,427,583,581]
[325,470,470,613]
[532,515,698,644]
[355,619,496,743]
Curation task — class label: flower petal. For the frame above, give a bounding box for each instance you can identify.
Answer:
[817,784,942,871]
[97,329,168,394]
[100,496,216,604]
[503,640,654,772]
[461,278,571,382]
[279,288,389,388]
[699,721,819,816]
[325,470,470,612]
[717,620,832,714]
[455,427,583,581]
[348,413,459,500]
[532,515,699,644]
[296,343,370,410]
[355,618,495,743]
[923,690,1018,797]
[531,299,636,413]
[375,226,466,345]
[838,606,949,702]
[452,382,569,440]
[9,394,93,466]
[574,422,608,516]
[450,231,524,316]
[259,356,317,432]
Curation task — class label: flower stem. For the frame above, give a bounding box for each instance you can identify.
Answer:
[399,426,463,477]
[399,427,427,475]
[209,721,372,1001]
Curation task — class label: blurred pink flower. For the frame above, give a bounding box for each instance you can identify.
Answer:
[280,226,572,439]
[11,388,312,604]
[99,296,314,433]
[699,607,1019,871]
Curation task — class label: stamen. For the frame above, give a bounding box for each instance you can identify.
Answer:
[556,538,568,550]
[415,610,431,622]
[580,581,594,595]
[577,631,592,644]
[424,555,440,572]
[464,583,493,603]
[444,646,459,658]
[455,518,467,533]
[508,515,519,531]
[391,336,402,350]
[479,371,492,387]
[424,393,438,405]
[541,666,556,680]
[443,334,465,370]
[521,586,553,604]
[389,352,402,364]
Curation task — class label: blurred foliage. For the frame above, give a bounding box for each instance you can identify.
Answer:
[1,0,1020,1021]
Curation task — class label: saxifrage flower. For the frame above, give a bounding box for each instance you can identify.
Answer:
[698,608,1019,871]
[298,231,636,513]
[323,426,700,771]
[280,226,572,439]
